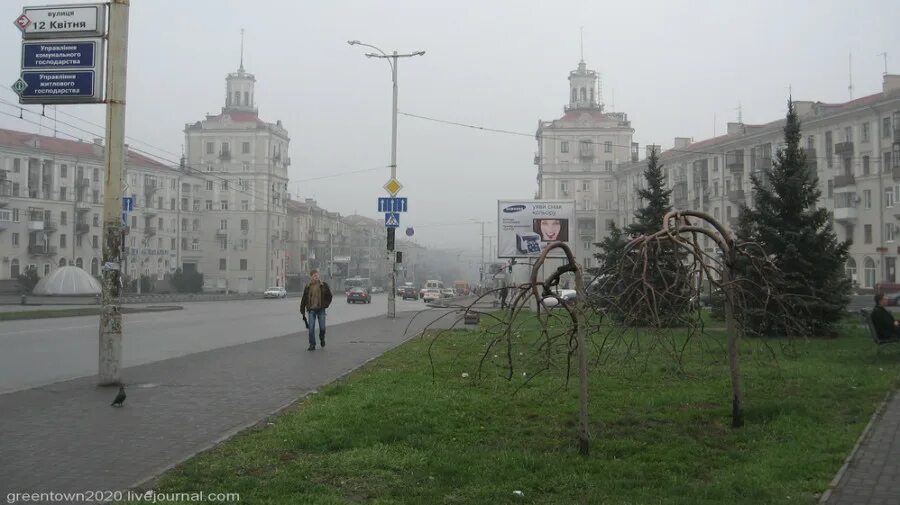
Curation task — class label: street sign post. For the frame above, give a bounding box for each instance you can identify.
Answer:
[17,4,106,38]
[385,213,400,228]
[383,178,403,195]
[14,4,106,104]
[377,197,408,213]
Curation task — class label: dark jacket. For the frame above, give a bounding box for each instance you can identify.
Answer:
[871,305,898,340]
[300,282,333,312]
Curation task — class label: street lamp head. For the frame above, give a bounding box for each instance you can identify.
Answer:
[347,40,360,46]
[415,51,426,56]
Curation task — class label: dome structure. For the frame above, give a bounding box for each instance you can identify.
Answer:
[32,266,101,296]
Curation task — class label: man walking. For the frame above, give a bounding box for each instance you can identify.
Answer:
[300,269,333,351]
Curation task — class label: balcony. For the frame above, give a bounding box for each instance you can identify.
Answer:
[834,142,854,157]
[27,244,57,256]
[75,223,90,235]
[728,189,746,204]
[833,174,856,189]
[219,150,231,161]
[833,207,858,223]
[75,200,91,212]
[0,181,9,207]
[75,178,90,189]
[215,229,227,239]
[144,226,157,237]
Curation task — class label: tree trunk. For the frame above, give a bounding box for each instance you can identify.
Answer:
[722,262,744,428]
[574,266,591,454]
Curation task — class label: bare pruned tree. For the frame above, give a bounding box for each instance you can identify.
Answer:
[603,210,806,427]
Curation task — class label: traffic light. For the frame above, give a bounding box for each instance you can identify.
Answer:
[387,228,395,251]
[396,251,403,263]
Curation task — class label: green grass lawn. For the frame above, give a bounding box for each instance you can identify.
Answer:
[128,317,900,505]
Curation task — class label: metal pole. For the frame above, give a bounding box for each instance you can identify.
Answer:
[387,52,399,318]
[98,0,129,386]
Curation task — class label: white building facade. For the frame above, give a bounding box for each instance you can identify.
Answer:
[537,70,900,290]
[534,59,637,269]
[183,63,291,292]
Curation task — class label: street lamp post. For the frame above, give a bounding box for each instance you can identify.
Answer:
[348,40,425,318]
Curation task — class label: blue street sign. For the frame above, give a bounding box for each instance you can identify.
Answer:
[377,197,408,213]
[385,213,400,228]
[122,196,134,212]
[22,40,97,70]
[20,70,95,99]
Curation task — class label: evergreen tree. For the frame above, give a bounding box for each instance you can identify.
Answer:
[736,99,851,336]
[621,148,690,325]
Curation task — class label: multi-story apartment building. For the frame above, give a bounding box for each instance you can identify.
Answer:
[285,198,351,287]
[534,59,638,270]
[538,70,900,290]
[183,62,291,292]
[342,214,388,282]
[0,127,186,282]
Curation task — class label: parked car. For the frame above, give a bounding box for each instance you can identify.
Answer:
[263,286,287,299]
[441,288,455,298]
[346,287,371,304]
[401,286,419,300]
[422,289,441,303]
[542,288,576,308]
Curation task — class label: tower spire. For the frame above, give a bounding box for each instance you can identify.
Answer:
[239,28,245,72]
[579,26,584,62]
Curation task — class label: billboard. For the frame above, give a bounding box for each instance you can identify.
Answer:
[497,200,576,258]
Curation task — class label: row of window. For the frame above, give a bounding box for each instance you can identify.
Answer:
[6,231,101,249]
[219,258,249,271]
[7,257,100,278]
[206,141,252,156]
[559,140,614,153]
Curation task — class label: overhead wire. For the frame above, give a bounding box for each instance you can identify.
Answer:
[399,110,891,164]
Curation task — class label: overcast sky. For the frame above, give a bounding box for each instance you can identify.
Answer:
[1,0,899,262]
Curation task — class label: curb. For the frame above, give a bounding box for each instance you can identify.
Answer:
[817,389,896,504]
[120,316,430,501]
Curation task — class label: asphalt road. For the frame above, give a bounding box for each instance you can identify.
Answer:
[0,294,428,394]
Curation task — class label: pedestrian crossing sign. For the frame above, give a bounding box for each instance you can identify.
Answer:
[384,213,400,228]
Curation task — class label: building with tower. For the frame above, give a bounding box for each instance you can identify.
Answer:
[534,58,637,270]
[183,60,291,292]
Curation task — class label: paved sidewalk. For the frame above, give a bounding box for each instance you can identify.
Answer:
[823,390,900,505]
[0,308,466,499]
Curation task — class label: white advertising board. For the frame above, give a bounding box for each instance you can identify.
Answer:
[497,200,576,259]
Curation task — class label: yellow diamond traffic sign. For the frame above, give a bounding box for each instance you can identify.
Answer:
[383,178,403,195]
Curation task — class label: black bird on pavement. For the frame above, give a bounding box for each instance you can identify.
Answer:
[110,385,127,407]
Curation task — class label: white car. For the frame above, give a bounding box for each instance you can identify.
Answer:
[422,289,441,303]
[263,286,287,299]
[441,288,455,298]
[542,288,576,308]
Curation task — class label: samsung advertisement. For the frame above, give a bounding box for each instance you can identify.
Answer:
[497,200,576,258]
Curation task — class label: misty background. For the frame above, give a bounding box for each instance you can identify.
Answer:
[0,0,898,259]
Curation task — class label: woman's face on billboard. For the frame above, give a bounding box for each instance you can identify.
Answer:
[540,219,561,241]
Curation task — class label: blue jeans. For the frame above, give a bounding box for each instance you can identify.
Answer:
[307,308,326,347]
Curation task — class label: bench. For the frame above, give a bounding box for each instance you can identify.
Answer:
[859,309,900,352]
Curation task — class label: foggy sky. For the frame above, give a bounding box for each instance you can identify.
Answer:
[1,0,898,263]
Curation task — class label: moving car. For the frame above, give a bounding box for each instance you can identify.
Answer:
[263,286,287,299]
[346,287,371,304]
[371,286,384,294]
[422,289,441,303]
[401,286,419,300]
[441,288,455,298]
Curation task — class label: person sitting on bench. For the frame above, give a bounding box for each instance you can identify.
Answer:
[871,293,900,342]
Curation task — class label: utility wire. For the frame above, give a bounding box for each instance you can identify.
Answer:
[399,110,890,164]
